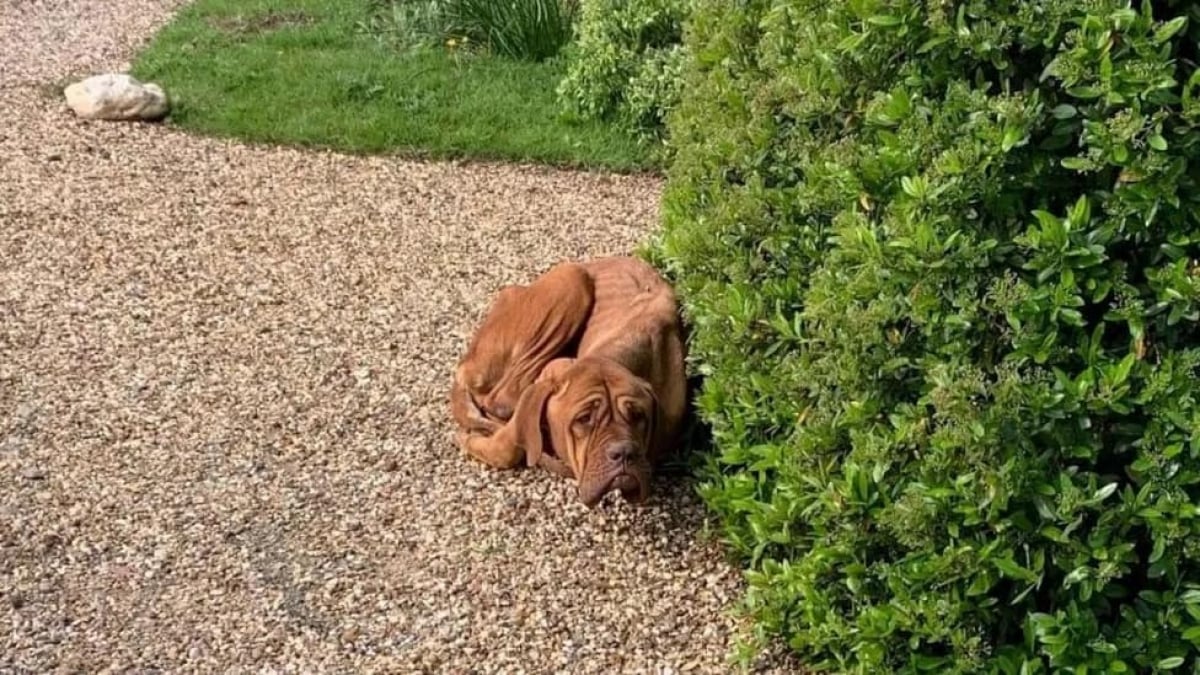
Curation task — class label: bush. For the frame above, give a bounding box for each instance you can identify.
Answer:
[367,0,577,61]
[659,0,1200,671]
[558,0,689,142]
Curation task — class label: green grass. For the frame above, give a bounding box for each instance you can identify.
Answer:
[130,0,651,171]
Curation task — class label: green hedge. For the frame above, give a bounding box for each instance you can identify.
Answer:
[557,0,689,144]
[659,0,1200,671]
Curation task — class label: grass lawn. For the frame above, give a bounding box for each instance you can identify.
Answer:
[131,0,651,171]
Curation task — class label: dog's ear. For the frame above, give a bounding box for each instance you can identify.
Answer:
[641,381,661,455]
[513,379,556,468]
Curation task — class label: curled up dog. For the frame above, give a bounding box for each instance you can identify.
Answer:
[450,256,687,507]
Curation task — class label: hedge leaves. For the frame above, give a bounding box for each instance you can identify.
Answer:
[660,0,1200,670]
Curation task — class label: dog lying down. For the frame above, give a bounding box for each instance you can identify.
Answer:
[450,256,687,507]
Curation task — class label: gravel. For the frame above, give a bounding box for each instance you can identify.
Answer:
[0,1,799,672]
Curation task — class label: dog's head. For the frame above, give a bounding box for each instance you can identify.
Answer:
[513,357,658,507]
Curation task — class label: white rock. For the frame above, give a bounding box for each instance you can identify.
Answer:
[63,73,169,121]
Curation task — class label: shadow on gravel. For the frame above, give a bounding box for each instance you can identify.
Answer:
[640,370,721,536]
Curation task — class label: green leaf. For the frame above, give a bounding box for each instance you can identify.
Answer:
[1051,104,1078,119]
[994,557,1039,583]
[1069,195,1091,225]
[1155,16,1188,44]
[901,175,921,198]
[1003,127,1025,151]
[1149,134,1168,151]
[1113,353,1136,384]
[1091,483,1119,504]
[1156,656,1185,670]
[1149,537,1167,564]
[912,654,948,671]
[1069,85,1103,99]
[1063,566,1090,587]
[917,34,951,53]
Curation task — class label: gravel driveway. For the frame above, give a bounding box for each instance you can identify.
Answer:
[0,1,795,672]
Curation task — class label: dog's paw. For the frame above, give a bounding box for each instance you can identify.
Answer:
[537,453,574,479]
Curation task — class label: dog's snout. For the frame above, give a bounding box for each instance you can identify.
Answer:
[606,441,638,464]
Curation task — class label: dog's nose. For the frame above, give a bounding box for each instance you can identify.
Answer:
[489,402,513,421]
[606,441,637,464]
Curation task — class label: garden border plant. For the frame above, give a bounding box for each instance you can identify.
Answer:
[370,0,578,62]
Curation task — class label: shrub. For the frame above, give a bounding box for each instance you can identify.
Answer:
[558,0,689,142]
[367,0,577,61]
[659,0,1200,671]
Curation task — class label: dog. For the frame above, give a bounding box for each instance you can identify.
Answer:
[451,256,686,507]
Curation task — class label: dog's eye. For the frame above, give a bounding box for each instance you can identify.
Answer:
[626,406,644,424]
[575,409,594,427]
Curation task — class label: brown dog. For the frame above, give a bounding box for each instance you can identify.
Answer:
[451,256,686,507]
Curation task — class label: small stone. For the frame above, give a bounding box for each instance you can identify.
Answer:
[63,73,169,121]
[46,153,62,162]
[9,592,24,609]
[20,467,47,481]
[13,403,36,424]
